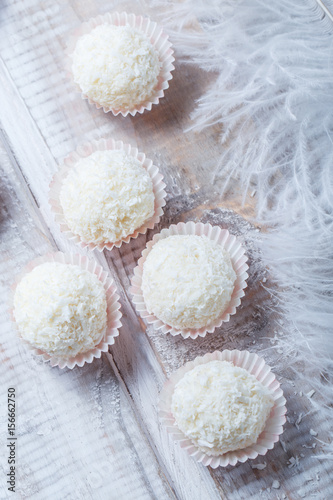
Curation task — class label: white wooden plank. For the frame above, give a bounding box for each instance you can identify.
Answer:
[109,215,333,500]
[0,0,332,499]
[0,141,174,500]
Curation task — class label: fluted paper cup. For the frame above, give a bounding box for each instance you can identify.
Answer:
[130,221,249,339]
[159,350,287,468]
[9,252,122,369]
[66,11,175,116]
[49,138,167,252]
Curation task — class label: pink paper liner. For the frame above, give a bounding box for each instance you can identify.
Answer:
[129,221,249,339]
[49,138,167,252]
[66,11,175,116]
[9,252,122,369]
[159,350,287,468]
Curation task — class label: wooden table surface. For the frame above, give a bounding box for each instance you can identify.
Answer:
[0,1,332,499]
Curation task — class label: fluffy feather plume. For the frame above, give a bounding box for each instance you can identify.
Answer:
[149,0,333,455]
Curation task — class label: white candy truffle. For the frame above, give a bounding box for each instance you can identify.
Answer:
[171,360,274,455]
[60,150,155,245]
[71,24,161,109]
[141,235,236,329]
[13,262,107,358]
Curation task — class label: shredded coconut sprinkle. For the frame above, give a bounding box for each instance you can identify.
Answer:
[13,262,107,358]
[171,361,274,455]
[141,235,236,329]
[60,150,155,245]
[71,24,161,109]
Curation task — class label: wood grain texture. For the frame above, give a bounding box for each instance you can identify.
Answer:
[0,139,177,500]
[0,0,332,499]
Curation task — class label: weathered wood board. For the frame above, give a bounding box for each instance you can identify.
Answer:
[0,1,332,499]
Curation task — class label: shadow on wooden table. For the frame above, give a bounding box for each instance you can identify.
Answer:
[131,61,216,131]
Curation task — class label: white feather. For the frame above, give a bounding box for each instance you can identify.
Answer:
[148,0,333,457]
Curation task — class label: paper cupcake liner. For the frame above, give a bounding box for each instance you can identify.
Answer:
[159,350,287,468]
[49,137,167,252]
[9,252,122,369]
[66,11,175,116]
[130,221,249,339]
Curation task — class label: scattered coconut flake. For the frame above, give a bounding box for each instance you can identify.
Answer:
[272,480,280,489]
[171,361,274,454]
[252,462,267,470]
[306,389,315,398]
[310,429,318,436]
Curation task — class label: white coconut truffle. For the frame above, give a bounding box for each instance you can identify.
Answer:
[13,262,107,359]
[141,235,236,329]
[60,150,155,245]
[71,24,161,109]
[171,360,275,455]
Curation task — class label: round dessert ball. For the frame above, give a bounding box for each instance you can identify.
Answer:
[141,234,236,330]
[171,360,274,455]
[59,150,155,245]
[71,24,161,110]
[13,262,107,359]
